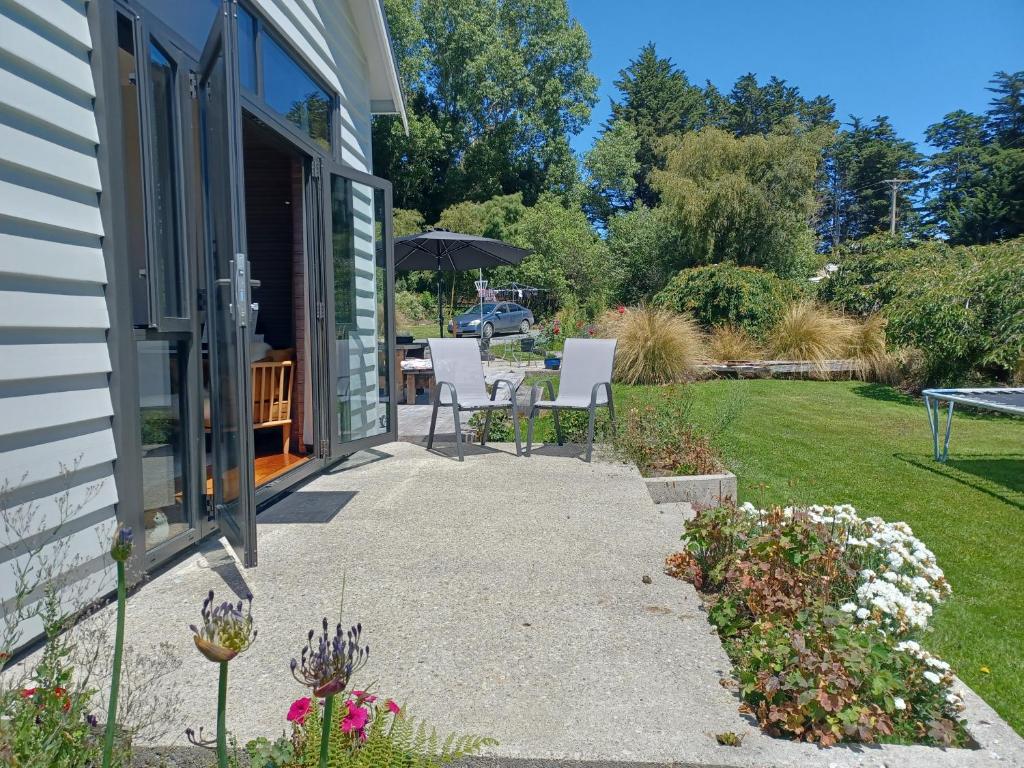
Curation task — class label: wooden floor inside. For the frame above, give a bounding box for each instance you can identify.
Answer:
[205,452,311,495]
[254,452,310,486]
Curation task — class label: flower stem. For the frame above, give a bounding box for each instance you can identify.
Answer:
[319,694,334,768]
[101,560,126,768]
[217,661,229,768]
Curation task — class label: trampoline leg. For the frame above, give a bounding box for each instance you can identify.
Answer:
[925,395,940,461]
[940,401,955,463]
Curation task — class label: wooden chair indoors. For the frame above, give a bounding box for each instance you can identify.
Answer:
[252,359,295,453]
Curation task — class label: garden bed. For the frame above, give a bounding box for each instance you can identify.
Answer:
[667,502,976,748]
[644,471,736,507]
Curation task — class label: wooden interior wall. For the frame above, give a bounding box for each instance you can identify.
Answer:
[244,125,294,351]
[290,161,307,452]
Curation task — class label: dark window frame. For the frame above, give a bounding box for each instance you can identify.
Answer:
[115,5,193,333]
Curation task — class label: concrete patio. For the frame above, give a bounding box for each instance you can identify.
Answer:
[30,441,1024,767]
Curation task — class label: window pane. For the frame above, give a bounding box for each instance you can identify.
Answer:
[117,14,149,327]
[133,0,220,54]
[332,178,389,442]
[138,339,191,550]
[237,5,257,92]
[262,34,331,149]
[148,42,186,319]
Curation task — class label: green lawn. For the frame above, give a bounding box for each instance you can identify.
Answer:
[620,379,1022,734]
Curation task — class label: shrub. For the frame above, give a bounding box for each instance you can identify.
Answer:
[767,302,854,374]
[821,236,1024,384]
[611,386,741,477]
[653,264,799,339]
[395,291,435,327]
[707,324,762,361]
[600,307,705,385]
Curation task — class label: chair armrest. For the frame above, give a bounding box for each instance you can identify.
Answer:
[589,381,613,408]
[490,377,520,401]
[434,380,459,406]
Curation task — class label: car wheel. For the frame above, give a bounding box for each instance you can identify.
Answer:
[519,319,531,334]
[482,322,494,339]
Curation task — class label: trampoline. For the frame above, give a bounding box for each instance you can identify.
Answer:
[922,387,1024,461]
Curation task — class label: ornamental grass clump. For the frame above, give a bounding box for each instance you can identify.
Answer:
[844,313,894,382]
[599,306,705,385]
[667,502,967,747]
[707,324,762,362]
[767,302,854,376]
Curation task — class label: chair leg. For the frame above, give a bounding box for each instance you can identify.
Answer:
[585,405,597,462]
[282,425,290,455]
[482,409,493,445]
[511,405,522,457]
[451,403,464,462]
[553,407,563,446]
[525,406,537,456]
[607,398,617,437]
[427,397,439,449]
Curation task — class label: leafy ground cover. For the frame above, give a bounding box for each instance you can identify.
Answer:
[634,379,1023,735]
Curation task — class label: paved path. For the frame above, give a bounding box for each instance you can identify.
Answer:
[27,443,1024,767]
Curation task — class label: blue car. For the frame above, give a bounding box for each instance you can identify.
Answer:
[448,302,534,338]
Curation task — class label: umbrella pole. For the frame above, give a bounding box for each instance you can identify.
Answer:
[437,255,444,338]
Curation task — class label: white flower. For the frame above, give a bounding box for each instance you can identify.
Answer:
[924,671,942,685]
[856,608,870,619]
[893,696,906,711]
[840,602,857,613]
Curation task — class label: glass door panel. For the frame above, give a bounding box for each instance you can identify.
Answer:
[198,5,257,567]
[323,167,395,453]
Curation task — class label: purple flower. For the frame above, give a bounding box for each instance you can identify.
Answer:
[110,524,133,562]
[189,590,256,663]
[291,617,369,698]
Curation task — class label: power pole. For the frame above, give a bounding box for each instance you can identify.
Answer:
[883,178,912,235]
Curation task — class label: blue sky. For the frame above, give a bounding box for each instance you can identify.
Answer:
[566,0,1024,156]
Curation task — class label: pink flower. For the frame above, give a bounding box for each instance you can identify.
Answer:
[341,700,369,739]
[385,699,401,715]
[287,697,312,724]
[617,305,626,314]
[352,690,377,703]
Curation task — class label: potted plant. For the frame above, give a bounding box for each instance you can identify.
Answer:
[536,320,562,369]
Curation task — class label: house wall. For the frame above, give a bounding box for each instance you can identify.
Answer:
[0,0,389,648]
[0,0,118,643]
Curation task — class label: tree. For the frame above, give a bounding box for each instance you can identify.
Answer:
[582,121,640,225]
[652,126,832,279]
[820,116,923,246]
[986,71,1024,148]
[498,194,612,310]
[606,43,705,207]
[704,73,835,136]
[372,0,598,221]
[921,73,1024,244]
[605,204,679,304]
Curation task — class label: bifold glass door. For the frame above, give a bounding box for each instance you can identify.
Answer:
[320,165,396,456]
[198,4,257,567]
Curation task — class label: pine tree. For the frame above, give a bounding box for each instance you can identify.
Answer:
[606,43,705,207]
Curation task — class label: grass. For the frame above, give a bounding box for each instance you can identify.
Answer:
[616,379,1022,735]
[398,323,441,340]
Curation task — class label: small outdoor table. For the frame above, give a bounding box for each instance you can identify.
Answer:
[400,358,435,405]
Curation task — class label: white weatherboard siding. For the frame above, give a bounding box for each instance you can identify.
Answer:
[0,0,117,646]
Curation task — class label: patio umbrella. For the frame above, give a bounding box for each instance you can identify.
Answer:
[392,229,532,337]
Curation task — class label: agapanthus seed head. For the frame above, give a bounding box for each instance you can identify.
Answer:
[189,589,256,663]
[291,613,369,699]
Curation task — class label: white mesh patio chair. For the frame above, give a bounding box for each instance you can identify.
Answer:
[426,338,522,461]
[525,338,617,462]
